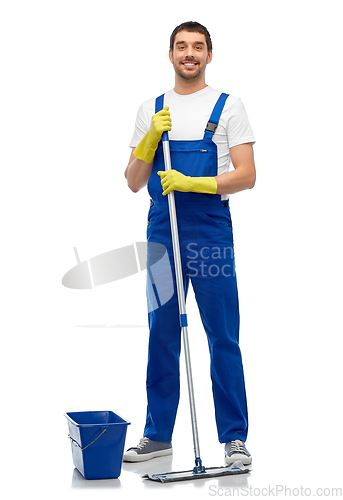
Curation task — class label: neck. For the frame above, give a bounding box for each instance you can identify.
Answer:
[173,75,208,95]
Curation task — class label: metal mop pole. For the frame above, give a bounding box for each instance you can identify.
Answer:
[162,132,204,472]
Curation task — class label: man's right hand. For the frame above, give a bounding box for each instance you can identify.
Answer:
[133,106,171,164]
[149,106,172,145]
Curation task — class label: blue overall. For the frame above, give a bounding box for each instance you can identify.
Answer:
[144,93,248,444]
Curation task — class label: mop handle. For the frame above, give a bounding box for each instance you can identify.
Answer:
[162,131,202,464]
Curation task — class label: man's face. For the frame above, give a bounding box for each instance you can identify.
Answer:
[169,30,212,81]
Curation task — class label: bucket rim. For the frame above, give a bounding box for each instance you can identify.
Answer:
[64,410,131,427]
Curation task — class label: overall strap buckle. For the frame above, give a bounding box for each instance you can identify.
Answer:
[205,121,218,134]
[204,93,230,140]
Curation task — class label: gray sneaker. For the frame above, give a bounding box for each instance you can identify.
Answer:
[123,437,172,462]
[225,440,252,465]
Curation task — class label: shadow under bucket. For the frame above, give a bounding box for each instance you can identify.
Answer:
[65,411,130,480]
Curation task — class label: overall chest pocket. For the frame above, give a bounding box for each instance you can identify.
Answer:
[170,147,217,178]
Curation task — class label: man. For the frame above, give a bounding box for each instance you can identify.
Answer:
[124,22,256,466]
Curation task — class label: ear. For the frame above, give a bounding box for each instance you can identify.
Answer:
[169,48,174,64]
[207,50,213,64]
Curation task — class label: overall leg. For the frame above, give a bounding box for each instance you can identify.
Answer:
[186,208,248,443]
[144,210,189,442]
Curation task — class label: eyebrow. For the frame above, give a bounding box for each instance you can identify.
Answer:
[175,41,205,46]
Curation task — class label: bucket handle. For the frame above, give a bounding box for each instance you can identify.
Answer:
[68,428,107,451]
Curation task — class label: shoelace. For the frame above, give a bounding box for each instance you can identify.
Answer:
[229,440,246,454]
[136,437,150,449]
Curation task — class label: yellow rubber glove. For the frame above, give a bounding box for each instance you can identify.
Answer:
[133,107,171,164]
[157,170,217,196]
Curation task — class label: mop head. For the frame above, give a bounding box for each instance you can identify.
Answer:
[142,460,250,483]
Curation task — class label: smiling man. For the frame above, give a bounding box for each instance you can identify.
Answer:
[124,21,256,466]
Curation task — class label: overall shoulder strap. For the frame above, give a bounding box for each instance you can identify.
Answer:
[155,94,165,113]
[204,93,229,140]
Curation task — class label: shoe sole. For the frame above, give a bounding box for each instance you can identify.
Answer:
[123,448,173,463]
[225,452,252,466]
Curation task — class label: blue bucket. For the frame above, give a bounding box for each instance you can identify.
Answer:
[65,411,130,480]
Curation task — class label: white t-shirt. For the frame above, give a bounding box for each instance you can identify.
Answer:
[129,86,255,178]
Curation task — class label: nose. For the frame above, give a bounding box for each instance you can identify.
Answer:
[185,46,195,58]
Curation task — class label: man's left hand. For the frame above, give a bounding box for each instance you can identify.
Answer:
[157,170,193,196]
[157,170,217,196]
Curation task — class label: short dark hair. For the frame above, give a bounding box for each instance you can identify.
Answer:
[170,21,212,53]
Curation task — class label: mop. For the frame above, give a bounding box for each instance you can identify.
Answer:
[142,132,251,483]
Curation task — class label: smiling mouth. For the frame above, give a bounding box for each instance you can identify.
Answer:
[182,61,198,68]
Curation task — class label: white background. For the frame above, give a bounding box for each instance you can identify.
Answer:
[1,0,342,498]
